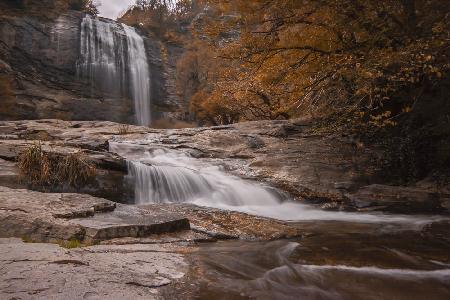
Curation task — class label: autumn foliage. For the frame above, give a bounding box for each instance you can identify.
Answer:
[171,0,450,128]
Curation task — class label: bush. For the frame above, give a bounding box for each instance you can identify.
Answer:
[18,143,97,187]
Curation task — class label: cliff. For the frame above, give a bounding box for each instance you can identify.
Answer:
[0,9,178,123]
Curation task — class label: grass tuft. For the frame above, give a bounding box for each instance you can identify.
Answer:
[18,142,96,187]
[117,124,131,135]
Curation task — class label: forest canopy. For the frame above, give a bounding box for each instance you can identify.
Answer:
[171,0,449,128]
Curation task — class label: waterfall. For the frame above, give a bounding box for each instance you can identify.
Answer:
[110,144,283,207]
[77,15,151,125]
[123,25,151,126]
[128,161,212,204]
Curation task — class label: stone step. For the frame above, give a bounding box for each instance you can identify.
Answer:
[0,186,190,243]
[70,205,190,242]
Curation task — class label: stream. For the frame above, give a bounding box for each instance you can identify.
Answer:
[110,140,450,299]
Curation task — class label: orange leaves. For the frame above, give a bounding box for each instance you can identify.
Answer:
[177,0,449,129]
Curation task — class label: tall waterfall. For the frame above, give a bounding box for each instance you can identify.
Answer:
[77,15,151,125]
[123,26,151,126]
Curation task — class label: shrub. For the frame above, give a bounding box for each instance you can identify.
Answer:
[18,143,97,187]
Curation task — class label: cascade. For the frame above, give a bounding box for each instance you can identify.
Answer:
[110,142,445,224]
[77,15,151,125]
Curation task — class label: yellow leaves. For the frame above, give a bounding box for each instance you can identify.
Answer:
[402,106,412,113]
[369,111,397,128]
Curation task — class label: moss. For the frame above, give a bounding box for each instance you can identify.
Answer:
[59,239,82,249]
[21,235,34,243]
[58,238,97,249]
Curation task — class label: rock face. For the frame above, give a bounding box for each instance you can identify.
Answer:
[0,10,178,123]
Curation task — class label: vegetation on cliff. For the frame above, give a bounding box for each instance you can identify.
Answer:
[1,0,98,16]
[120,0,449,183]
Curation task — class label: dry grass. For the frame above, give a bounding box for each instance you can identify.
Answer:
[117,124,131,135]
[18,142,96,187]
[56,152,97,187]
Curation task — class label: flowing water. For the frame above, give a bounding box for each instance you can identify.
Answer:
[77,15,151,125]
[191,236,450,300]
[123,25,151,126]
[111,140,450,299]
[110,141,446,225]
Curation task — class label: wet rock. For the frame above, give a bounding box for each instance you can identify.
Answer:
[140,203,303,240]
[421,221,450,243]
[347,184,450,213]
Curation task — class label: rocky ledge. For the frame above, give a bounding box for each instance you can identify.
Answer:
[0,186,299,243]
[0,119,449,213]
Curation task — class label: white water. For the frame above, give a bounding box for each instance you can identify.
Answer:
[77,15,151,125]
[123,25,151,126]
[110,142,446,224]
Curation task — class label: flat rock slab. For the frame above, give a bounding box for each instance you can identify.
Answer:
[0,238,187,300]
[70,204,190,242]
[139,203,303,240]
[0,187,190,243]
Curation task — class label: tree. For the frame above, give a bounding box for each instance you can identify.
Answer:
[68,0,98,15]
[184,0,449,126]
